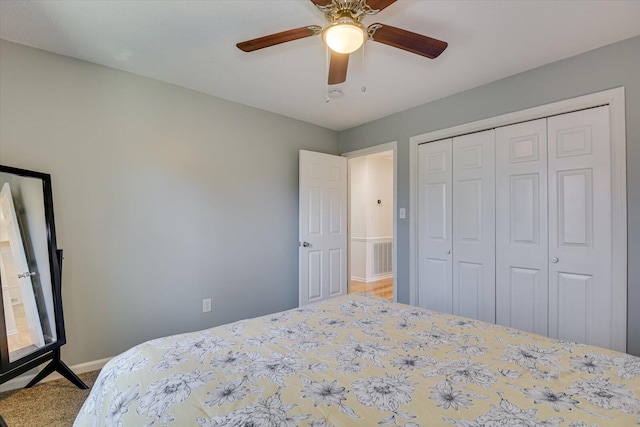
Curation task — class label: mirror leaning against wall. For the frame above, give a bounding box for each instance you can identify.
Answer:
[0,165,86,389]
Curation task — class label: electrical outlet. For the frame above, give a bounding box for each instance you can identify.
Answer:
[202,298,212,313]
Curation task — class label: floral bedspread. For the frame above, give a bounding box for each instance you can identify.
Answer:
[74,294,640,426]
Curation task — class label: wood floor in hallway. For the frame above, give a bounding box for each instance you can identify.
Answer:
[350,277,393,301]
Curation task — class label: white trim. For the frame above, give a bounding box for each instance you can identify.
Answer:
[342,142,396,159]
[409,135,419,306]
[351,273,394,283]
[608,88,627,352]
[409,87,627,351]
[0,356,112,392]
[343,141,398,302]
[351,236,393,242]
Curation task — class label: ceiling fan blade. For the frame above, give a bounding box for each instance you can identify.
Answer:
[309,0,333,6]
[328,52,349,85]
[368,23,448,59]
[366,0,397,12]
[237,26,322,52]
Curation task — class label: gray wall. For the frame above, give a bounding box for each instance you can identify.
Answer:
[339,36,640,356]
[0,40,339,366]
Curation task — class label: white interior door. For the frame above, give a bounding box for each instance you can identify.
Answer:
[299,150,347,306]
[417,139,453,313]
[547,106,616,349]
[0,183,45,348]
[452,130,495,323]
[495,119,549,335]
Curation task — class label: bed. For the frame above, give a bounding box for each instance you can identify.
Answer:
[74,294,640,426]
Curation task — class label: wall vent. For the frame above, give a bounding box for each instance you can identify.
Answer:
[373,241,393,275]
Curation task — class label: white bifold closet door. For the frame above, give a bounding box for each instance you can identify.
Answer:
[495,119,549,335]
[418,105,620,350]
[495,106,613,349]
[452,131,495,323]
[418,138,453,313]
[547,106,612,349]
[418,130,495,323]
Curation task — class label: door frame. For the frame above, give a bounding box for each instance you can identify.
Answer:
[343,141,398,302]
[409,87,627,350]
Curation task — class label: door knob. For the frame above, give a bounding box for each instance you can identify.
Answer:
[551,257,559,263]
[18,271,36,279]
[446,249,451,254]
[302,241,311,248]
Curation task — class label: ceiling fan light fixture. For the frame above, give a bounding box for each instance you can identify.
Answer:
[322,18,366,54]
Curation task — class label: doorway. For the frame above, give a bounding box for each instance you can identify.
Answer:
[344,143,397,301]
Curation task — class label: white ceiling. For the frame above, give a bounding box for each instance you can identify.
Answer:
[1,1,639,131]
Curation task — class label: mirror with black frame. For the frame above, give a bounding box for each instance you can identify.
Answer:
[0,165,84,388]
[0,168,58,362]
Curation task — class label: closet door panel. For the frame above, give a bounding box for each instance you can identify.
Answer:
[456,261,481,319]
[452,130,495,323]
[418,139,453,313]
[548,106,612,349]
[508,267,543,333]
[495,119,548,335]
[458,180,482,240]
[421,259,449,313]
[510,174,540,244]
[426,183,447,238]
[555,272,592,345]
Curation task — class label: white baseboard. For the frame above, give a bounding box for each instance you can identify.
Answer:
[0,357,112,392]
[350,273,393,283]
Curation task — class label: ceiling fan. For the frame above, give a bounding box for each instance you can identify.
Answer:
[236,0,448,85]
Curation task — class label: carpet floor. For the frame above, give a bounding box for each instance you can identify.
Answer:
[0,370,99,427]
